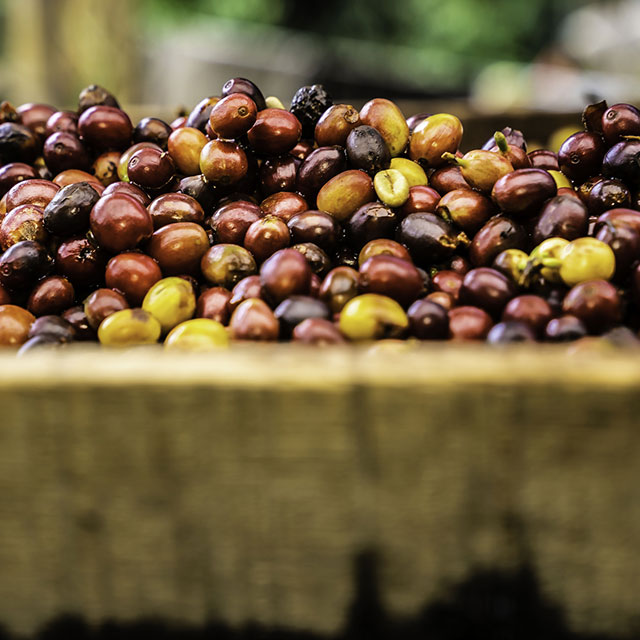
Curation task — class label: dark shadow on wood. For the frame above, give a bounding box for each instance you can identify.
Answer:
[0,549,630,640]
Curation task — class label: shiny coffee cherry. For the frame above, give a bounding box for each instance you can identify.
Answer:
[55,236,107,288]
[406,112,429,134]
[360,98,409,157]
[358,255,423,307]
[314,104,360,147]
[594,221,639,280]
[586,178,631,215]
[84,288,129,330]
[409,113,463,168]
[0,240,51,291]
[491,168,557,218]
[45,110,78,137]
[296,146,347,201]
[501,295,553,336]
[201,244,257,289]
[52,169,103,191]
[61,305,95,341]
[0,304,35,346]
[0,204,47,250]
[117,142,161,182]
[78,106,133,151]
[274,296,330,337]
[90,193,154,253]
[319,266,359,314]
[127,147,175,190]
[199,139,248,185]
[292,318,346,344]
[396,212,467,267]
[443,149,513,193]
[16,333,65,353]
[244,215,290,262]
[208,93,257,139]
[27,315,75,342]
[562,279,621,334]
[346,202,397,250]
[432,270,463,302]
[389,157,428,188]
[147,192,204,229]
[602,140,640,187]
[0,122,38,164]
[448,306,493,340]
[147,222,209,275]
[399,185,441,217]
[133,117,172,149]
[103,180,151,206]
[98,308,162,346]
[287,210,340,251]
[196,287,232,325]
[186,96,220,132]
[26,276,74,317]
[436,188,494,234]
[358,239,412,267]
[470,215,527,267]
[176,174,217,212]
[260,191,308,222]
[105,252,162,305]
[602,103,640,144]
[5,179,59,212]
[0,162,37,198]
[43,132,90,174]
[229,275,263,311]
[210,200,261,244]
[259,155,298,195]
[459,267,516,318]
[532,194,588,245]
[229,298,279,341]
[142,277,196,334]
[558,237,616,286]
[486,321,535,343]
[167,127,208,176]
[339,293,408,340]
[429,165,469,194]
[221,77,266,111]
[345,125,391,175]
[491,248,528,283]
[247,109,302,155]
[424,291,452,311]
[315,170,375,222]
[43,181,100,236]
[91,150,121,186]
[288,139,314,162]
[260,248,312,304]
[164,318,229,350]
[406,298,449,339]
[448,255,472,275]
[527,149,559,171]
[545,314,587,342]
[596,207,640,234]
[292,242,332,276]
[78,84,120,113]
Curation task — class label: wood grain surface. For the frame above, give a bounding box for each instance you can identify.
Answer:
[0,345,639,638]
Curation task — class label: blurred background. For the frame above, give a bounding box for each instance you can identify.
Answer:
[2,0,640,122]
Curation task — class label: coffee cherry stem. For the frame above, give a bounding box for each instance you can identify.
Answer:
[494,131,509,154]
[441,152,465,167]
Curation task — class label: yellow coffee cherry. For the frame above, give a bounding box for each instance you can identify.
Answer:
[265,96,285,110]
[164,318,229,351]
[559,237,616,286]
[373,169,410,207]
[389,157,428,187]
[548,170,572,189]
[339,293,408,341]
[142,277,196,334]
[98,309,162,346]
[529,237,569,284]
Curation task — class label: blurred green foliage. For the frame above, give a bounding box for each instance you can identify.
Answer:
[143,0,590,94]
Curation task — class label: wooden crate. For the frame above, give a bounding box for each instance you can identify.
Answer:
[0,345,639,639]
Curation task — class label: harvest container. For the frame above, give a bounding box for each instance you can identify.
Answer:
[0,345,638,639]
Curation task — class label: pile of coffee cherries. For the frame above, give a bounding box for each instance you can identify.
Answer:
[0,81,639,352]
